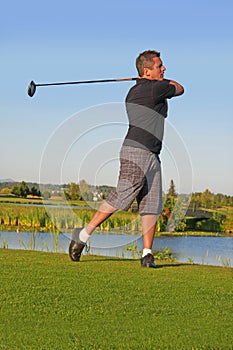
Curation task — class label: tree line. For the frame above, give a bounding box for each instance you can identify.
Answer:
[189,189,233,209]
[11,181,41,198]
[0,180,114,201]
[0,179,233,208]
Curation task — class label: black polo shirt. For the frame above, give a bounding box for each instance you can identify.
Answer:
[123,78,176,154]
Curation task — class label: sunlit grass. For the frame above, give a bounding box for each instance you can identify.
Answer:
[0,249,232,349]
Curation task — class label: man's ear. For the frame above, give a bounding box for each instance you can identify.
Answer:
[143,67,151,77]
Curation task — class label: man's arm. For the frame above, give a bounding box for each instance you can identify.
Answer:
[165,79,184,96]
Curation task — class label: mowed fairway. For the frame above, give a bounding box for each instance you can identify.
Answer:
[0,249,232,350]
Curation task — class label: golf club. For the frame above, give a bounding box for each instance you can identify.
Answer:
[27,77,137,97]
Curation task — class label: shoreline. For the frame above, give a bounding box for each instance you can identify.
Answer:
[0,225,232,237]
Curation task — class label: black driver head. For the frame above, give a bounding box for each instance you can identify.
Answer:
[27,81,36,97]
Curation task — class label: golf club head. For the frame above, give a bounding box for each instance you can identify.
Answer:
[27,81,36,97]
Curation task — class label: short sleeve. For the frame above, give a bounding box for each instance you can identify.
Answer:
[153,80,176,101]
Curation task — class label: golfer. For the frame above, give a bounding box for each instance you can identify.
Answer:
[69,50,184,267]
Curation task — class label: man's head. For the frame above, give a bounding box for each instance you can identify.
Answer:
[136,50,166,80]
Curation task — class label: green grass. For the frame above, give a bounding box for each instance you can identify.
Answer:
[0,195,86,207]
[0,250,232,349]
[216,207,233,231]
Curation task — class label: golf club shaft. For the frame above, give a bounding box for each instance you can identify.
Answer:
[27,77,137,97]
[36,77,137,87]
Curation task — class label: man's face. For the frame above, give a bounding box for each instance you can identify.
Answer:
[144,57,166,80]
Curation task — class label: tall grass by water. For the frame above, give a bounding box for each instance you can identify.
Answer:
[1,202,232,237]
[0,203,140,233]
[0,249,232,349]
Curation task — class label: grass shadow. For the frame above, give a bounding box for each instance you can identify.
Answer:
[77,256,134,263]
[76,255,192,268]
[157,262,193,268]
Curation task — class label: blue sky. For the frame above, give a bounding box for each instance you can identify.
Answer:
[1,0,233,195]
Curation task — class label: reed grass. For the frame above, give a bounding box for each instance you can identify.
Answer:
[1,202,232,236]
[0,204,140,233]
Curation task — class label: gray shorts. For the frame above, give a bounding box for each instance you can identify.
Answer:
[106,146,162,215]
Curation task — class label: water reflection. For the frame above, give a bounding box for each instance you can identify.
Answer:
[0,231,232,267]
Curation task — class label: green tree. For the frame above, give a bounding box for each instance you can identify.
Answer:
[11,181,29,198]
[79,180,93,202]
[19,181,29,198]
[30,186,41,197]
[11,185,21,197]
[201,189,213,209]
[190,192,202,212]
[68,182,80,200]
[158,180,177,232]
[167,179,177,198]
[158,180,187,232]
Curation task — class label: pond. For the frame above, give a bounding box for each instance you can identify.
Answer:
[0,231,232,267]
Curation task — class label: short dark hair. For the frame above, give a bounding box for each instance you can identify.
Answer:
[136,50,160,77]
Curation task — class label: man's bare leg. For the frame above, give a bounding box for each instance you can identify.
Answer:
[69,201,117,261]
[140,214,158,268]
[141,214,157,249]
[85,201,117,235]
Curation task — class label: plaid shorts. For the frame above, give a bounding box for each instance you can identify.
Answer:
[106,146,162,215]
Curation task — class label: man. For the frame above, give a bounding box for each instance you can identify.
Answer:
[69,50,184,267]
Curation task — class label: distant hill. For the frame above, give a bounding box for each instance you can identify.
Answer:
[0,178,14,183]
